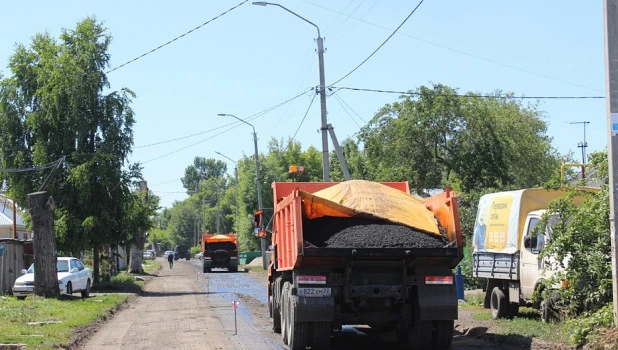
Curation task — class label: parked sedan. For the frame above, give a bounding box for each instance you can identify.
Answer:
[12,257,93,299]
[143,250,155,260]
[195,252,203,260]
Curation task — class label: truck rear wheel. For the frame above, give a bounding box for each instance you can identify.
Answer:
[229,266,238,272]
[408,320,432,349]
[432,320,454,349]
[281,282,290,344]
[490,287,508,319]
[270,295,281,333]
[288,291,309,350]
[311,322,331,349]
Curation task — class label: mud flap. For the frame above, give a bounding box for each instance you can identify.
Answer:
[416,284,458,321]
[294,295,335,322]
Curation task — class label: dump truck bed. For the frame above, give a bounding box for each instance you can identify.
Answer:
[271,181,463,271]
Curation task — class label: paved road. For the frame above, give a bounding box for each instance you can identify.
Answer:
[82,258,284,350]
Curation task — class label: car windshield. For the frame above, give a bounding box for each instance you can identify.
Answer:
[25,261,70,273]
[57,260,69,273]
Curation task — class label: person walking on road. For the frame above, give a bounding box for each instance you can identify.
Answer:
[167,252,174,268]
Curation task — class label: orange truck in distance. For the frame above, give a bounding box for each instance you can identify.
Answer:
[201,233,240,273]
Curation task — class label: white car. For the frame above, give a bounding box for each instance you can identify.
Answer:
[164,250,174,259]
[195,252,203,259]
[12,257,93,299]
[143,250,155,260]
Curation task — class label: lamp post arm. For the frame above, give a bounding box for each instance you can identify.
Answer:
[254,2,320,37]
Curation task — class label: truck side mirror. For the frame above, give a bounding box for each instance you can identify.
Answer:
[253,210,263,228]
[523,236,537,251]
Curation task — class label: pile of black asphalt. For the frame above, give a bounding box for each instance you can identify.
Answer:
[303,217,447,249]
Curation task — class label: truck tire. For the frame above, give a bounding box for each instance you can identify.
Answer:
[203,265,210,273]
[490,287,508,319]
[281,282,290,344]
[408,320,432,349]
[432,320,454,350]
[508,302,520,318]
[288,292,310,350]
[229,266,238,272]
[540,299,555,323]
[311,322,331,349]
[270,295,281,333]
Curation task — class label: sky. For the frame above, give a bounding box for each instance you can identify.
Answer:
[0,1,608,209]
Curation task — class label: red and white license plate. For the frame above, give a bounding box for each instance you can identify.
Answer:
[297,287,331,297]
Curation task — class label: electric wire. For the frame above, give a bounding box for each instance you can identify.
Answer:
[134,88,313,152]
[134,122,238,149]
[329,0,425,87]
[141,124,239,164]
[291,92,317,141]
[106,0,248,74]
[304,0,601,93]
[332,93,363,129]
[0,158,63,173]
[331,86,605,100]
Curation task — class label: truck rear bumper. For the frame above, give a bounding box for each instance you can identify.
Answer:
[203,257,239,268]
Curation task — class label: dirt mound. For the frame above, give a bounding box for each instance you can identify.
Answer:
[303,217,447,248]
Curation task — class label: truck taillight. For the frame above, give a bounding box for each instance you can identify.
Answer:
[425,276,453,285]
[297,275,326,285]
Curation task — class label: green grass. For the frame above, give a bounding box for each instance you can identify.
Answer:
[0,294,128,349]
[243,265,268,274]
[461,304,571,344]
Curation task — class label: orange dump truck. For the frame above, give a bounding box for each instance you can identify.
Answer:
[201,233,239,273]
[257,180,463,350]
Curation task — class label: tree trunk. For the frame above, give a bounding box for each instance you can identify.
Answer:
[128,240,144,274]
[28,191,59,297]
[93,246,100,286]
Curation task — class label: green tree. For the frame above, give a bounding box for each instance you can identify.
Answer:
[0,18,139,285]
[181,157,226,194]
[357,84,560,194]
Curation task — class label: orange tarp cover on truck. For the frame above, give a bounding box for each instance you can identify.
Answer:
[205,234,236,243]
[299,180,441,236]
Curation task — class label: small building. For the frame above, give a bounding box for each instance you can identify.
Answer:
[0,195,31,240]
[0,239,33,295]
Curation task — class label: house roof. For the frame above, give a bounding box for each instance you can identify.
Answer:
[0,196,25,227]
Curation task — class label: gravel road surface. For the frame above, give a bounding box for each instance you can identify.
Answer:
[79,258,575,349]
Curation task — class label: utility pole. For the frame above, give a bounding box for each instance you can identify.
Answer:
[253,2,330,181]
[317,34,329,181]
[570,121,590,179]
[604,0,618,325]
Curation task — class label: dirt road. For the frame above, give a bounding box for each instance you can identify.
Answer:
[81,258,283,349]
[79,258,574,349]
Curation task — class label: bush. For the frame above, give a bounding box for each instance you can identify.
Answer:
[566,303,614,346]
[538,151,610,316]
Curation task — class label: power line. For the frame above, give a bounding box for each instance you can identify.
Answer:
[292,92,317,141]
[106,0,248,74]
[134,122,239,149]
[331,86,606,100]
[134,88,313,156]
[332,93,364,129]
[141,124,239,164]
[0,159,62,173]
[245,88,315,123]
[305,0,602,93]
[329,0,425,87]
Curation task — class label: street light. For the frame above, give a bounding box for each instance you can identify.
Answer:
[217,113,266,269]
[253,1,330,181]
[216,151,239,235]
